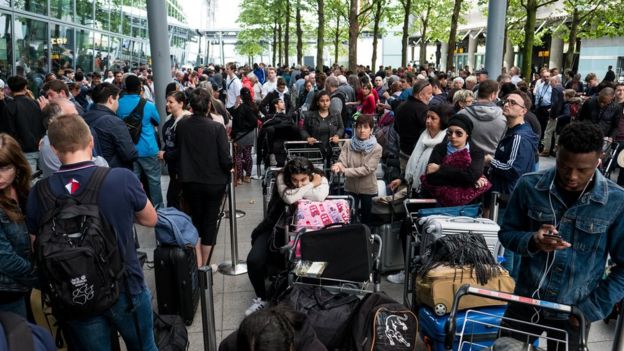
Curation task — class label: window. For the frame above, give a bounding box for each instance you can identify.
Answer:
[0,12,11,82]
[110,1,121,33]
[14,0,47,15]
[77,0,94,26]
[93,32,109,72]
[15,17,48,95]
[50,0,73,21]
[76,29,93,72]
[51,24,74,75]
[95,0,109,30]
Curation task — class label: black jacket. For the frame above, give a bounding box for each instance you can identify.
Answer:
[83,105,137,168]
[578,96,621,138]
[260,90,293,115]
[300,111,344,142]
[426,140,485,188]
[394,96,428,155]
[232,104,259,140]
[174,114,233,185]
[0,95,45,153]
[549,84,564,119]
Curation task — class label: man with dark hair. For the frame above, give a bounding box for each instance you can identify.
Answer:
[578,87,620,140]
[113,70,124,89]
[260,77,292,115]
[499,122,624,350]
[117,75,162,207]
[84,82,137,169]
[604,65,616,83]
[0,75,45,172]
[457,79,506,157]
[41,79,85,115]
[394,79,431,171]
[428,77,447,107]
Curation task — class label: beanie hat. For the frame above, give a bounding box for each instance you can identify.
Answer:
[448,114,474,136]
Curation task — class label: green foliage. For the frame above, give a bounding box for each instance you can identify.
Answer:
[410,0,457,43]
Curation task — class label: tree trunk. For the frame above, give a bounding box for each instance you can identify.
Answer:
[521,0,537,81]
[334,16,340,64]
[278,20,283,65]
[348,0,358,71]
[272,22,277,66]
[446,0,462,73]
[418,11,429,66]
[371,0,383,70]
[400,0,411,67]
[564,8,579,71]
[296,0,303,65]
[317,0,325,71]
[285,0,290,67]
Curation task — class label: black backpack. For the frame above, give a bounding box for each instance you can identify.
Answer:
[350,292,418,351]
[153,313,188,351]
[124,98,147,144]
[332,90,355,128]
[34,167,124,320]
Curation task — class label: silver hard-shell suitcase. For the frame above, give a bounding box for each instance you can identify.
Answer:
[418,216,500,259]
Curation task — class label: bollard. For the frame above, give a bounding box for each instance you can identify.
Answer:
[490,191,500,222]
[198,266,217,351]
[612,301,624,351]
[218,142,248,275]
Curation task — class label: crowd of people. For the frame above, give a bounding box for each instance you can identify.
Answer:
[0,58,621,350]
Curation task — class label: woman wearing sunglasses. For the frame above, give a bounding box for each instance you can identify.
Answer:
[420,114,491,206]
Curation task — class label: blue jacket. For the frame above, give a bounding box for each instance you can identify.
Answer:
[84,105,137,169]
[253,67,266,85]
[489,122,538,195]
[0,208,38,292]
[499,168,624,322]
[117,94,160,157]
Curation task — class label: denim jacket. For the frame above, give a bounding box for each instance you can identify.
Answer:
[0,207,38,292]
[499,168,624,322]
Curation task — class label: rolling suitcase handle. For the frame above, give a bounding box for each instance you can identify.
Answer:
[444,284,588,351]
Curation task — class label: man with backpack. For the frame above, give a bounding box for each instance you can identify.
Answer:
[84,83,137,169]
[117,74,163,208]
[26,113,158,351]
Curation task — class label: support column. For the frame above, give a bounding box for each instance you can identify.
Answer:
[146,0,172,136]
[467,33,477,71]
[504,38,514,71]
[484,0,507,77]
[549,36,564,70]
[440,42,448,72]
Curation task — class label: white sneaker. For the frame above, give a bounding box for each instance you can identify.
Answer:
[269,154,277,166]
[245,298,267,316]
[386,270,405,284]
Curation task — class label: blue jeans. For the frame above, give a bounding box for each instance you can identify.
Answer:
[66,287,157,351]
[497,207,521,279]
[133,156,163,208]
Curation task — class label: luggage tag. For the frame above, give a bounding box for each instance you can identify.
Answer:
[294,260,328,278]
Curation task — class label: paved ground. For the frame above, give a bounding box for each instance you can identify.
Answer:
[132,154,617,350]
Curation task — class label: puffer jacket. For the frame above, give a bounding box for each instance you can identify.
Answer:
[0,207,38,292]
[337,140,383,195]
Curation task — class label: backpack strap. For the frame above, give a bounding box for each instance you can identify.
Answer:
[0,311,36,351]
[36,176,58,215]
[74,167,111,205]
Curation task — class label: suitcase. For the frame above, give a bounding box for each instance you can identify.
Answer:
[262,167,281,218]
[374,222,404,273]
[418,216,500,258]
[293,199,351,232]
[415,265,515,316]
[154,245,200,325]
[419,305,506,351]
[299,223,373,282]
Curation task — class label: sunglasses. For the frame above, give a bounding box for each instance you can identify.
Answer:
[446,129,465,137]
[503,99,525,108]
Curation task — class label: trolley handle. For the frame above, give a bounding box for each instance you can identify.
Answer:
[284,140,322,146]
[444,285,588,350]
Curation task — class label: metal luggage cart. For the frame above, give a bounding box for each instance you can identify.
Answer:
[284,141,325,169]
[262,167,282,218]
[445,285,589,351]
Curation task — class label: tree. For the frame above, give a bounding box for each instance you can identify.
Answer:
[411,0,455,67]
[347,0,374,71]
[296,0,303,65]
[446,0,464,72]
[370,0,386,70]
[519,0,558,81]
[317,0,325,71]
[285,0,291,66]
[398,0,412,67]
[237,0,273,64]
[326,0,349,65]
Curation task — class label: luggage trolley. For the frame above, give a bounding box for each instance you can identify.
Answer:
[284,141,325,169]
[444,285,589,351]
[262,167,282,218]
[601,140,619,179]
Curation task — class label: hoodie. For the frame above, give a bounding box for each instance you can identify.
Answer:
[489,122,539,196]
[457,102,506,155]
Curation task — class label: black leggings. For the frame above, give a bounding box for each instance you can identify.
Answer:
[182,182,226,246]
[246,231,284,300]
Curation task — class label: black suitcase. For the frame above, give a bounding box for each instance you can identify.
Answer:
[154,245,199,325]
[374,222,404,273]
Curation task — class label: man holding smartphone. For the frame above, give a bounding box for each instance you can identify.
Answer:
[498,122,624,350]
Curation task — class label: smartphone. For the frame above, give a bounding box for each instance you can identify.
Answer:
[543,232,563,241]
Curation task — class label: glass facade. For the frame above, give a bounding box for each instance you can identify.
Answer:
[0,0,193,89]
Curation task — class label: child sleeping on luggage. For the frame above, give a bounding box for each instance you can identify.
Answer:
[245,157,329,316]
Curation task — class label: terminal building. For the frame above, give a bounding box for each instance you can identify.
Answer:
[0,0,196,89]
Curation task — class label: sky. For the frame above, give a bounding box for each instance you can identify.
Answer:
[180,0,242,30]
